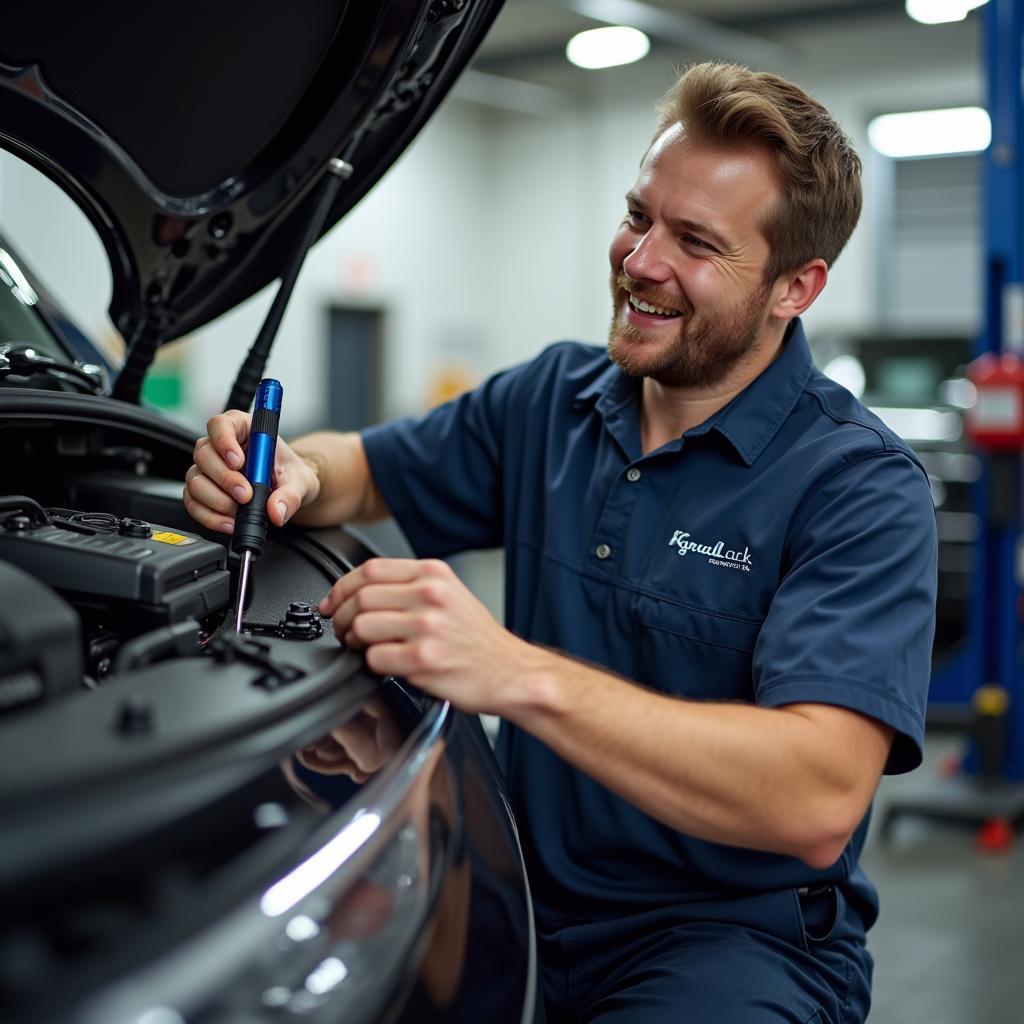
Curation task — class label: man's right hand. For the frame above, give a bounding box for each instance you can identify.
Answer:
[183,410,321,534]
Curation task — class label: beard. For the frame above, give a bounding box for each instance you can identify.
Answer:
[607,272,772,389]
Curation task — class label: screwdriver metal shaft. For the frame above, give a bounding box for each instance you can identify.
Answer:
[235,550,253,633]
[232,378,283,632]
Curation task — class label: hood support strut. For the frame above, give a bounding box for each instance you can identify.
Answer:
[224,156,354,414]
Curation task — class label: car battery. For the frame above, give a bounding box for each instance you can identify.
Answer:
[0,501,229,631]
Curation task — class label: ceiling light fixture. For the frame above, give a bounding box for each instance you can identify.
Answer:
[867,106,991,158]
[566,26,651,69]
[905,0,987,25]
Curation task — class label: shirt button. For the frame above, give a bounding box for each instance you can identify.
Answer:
[626,467,642,482]
[596,543,612,560]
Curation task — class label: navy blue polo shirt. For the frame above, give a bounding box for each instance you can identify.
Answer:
[361,320,937,931]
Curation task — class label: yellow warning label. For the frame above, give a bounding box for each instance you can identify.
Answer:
[151,531,196,546]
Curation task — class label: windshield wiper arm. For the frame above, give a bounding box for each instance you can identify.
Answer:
[0,343,106,394]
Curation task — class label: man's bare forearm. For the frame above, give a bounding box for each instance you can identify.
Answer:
[289,431,390,527]
[503,651,893,869]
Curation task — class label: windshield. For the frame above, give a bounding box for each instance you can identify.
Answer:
[0,247,69,358]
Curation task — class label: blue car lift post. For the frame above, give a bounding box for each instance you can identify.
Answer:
[881,0,1024,843]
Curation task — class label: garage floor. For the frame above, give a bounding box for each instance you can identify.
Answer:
[862,736,1024,1024]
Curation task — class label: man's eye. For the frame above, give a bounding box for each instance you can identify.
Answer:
[682,233,715,252]
[627,209,647,225]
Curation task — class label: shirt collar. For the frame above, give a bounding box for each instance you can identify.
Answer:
[694,319,814,466]
[572,357,635,412]
[571,319,813,466]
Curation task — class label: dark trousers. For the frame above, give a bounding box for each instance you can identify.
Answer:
[537,887,873,1024]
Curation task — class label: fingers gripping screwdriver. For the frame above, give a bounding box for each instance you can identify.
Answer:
[233,378,283,632]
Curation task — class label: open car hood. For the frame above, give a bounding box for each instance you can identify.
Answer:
[0,1,502,353]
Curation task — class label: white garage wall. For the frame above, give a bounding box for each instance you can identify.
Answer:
[479,12,983,367]
[0,10,983,437]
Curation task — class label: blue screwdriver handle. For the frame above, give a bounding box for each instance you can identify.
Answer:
[233,378,283,555]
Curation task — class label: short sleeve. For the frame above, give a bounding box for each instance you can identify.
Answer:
[753,451,937,774]
[360,364,521,558]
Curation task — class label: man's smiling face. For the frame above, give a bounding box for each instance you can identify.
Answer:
[608,125,782,389]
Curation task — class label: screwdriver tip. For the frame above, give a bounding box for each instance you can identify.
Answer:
[235,550,253,633]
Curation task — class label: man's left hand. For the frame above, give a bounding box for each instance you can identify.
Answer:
[320,558,540,715]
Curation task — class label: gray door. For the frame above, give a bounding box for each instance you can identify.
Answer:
[326,306,382,431]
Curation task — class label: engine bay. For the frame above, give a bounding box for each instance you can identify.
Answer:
[0,406,357,710]
[0,498,229,704]
[0,405,383,843]
[0,493,340,712]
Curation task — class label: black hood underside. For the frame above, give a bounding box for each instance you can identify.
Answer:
[0,0,502,353]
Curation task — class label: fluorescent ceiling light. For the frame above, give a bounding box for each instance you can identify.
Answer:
[868,106,991,158]
[566,26,650,69]
[906,0,987,25]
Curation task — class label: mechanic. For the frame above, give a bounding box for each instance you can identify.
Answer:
[184,62,937,1024]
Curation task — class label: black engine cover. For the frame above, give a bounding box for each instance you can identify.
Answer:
[0,502,229,629]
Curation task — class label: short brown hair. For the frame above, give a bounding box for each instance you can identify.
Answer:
[654,62,862,283]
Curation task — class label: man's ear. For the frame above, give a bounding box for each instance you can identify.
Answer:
[769,259,828,319]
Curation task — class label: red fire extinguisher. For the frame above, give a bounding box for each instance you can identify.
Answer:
[965,352,1024,451]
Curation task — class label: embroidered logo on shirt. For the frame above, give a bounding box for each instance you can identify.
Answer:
[668,530,752,572]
